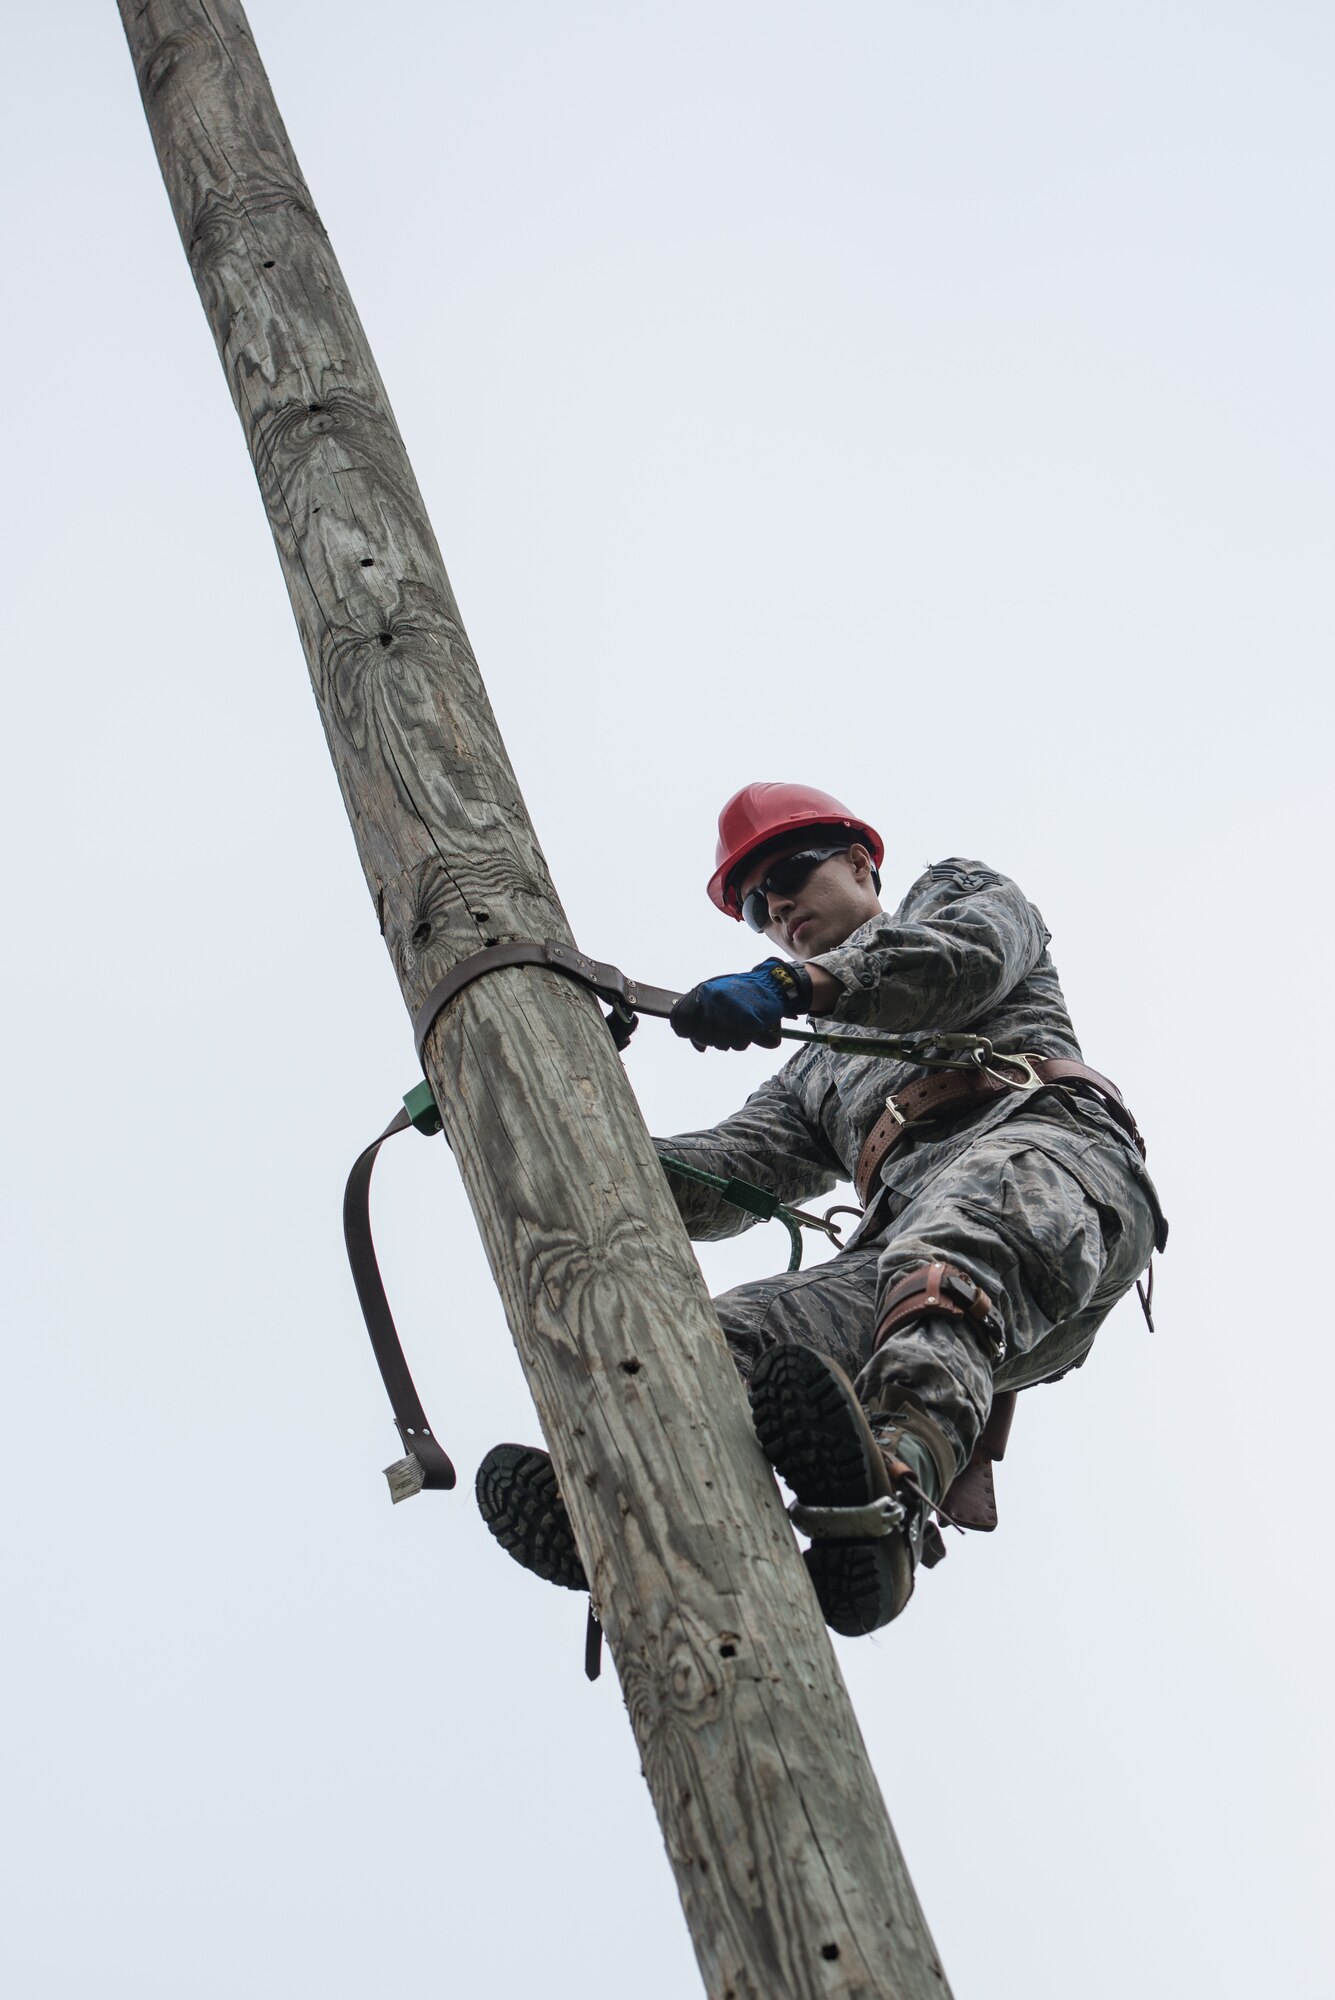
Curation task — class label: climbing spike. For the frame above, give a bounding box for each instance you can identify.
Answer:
[789,1494,907,1540]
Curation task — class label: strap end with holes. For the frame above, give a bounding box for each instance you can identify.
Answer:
[382,1432,459,1500]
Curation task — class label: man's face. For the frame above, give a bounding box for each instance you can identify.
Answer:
[736,841,882,960]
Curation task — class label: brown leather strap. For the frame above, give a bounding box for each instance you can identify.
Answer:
[350,939,684,1501]
[854,1055,1146,1207]
[939,1390,1017,1533]
[584,1604,604,1682]
[977,1386,1017,1461]
[343,1106,457,1492]
[412,938,684,1059]
[942,1457,999,1532]
[874,1259,1006,1357]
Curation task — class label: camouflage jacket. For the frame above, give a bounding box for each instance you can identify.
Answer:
[658,859,1165,1250]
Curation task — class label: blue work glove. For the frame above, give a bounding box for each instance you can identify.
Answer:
[670,958,813,1052]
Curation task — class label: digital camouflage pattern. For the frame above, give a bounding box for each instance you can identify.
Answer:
[659,860,1167,1477]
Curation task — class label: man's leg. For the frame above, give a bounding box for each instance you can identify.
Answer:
[709,1244,885,1387]
[478,1123,1157,1616]
[749,1122,1158,1634]
[858,1126,1159,1480]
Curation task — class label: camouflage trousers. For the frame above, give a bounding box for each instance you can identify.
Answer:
[711,1113,1160,1478]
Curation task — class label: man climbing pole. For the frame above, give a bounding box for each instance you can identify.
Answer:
[478,782,1167,1634]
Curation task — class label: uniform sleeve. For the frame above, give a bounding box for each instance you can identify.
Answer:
[808,861,1050,1033]
[654,1071,843,1240]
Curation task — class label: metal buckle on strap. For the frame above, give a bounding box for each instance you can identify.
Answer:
[883,1092,906,1126]
[937,1268,1007,1351]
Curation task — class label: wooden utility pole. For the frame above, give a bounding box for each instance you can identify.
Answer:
[118,6,952,1995]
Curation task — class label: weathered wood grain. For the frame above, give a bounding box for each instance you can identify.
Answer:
[116,6,954,1994]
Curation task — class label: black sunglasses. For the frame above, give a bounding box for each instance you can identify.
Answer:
[740,846,849,932]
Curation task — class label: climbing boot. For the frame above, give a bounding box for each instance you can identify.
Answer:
[747,1344,945,1636]
[474,1443,587,1592]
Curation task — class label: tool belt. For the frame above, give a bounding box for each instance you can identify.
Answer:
[853,1055,1146,1210]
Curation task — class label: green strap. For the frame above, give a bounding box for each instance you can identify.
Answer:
[659,1154,824,1271]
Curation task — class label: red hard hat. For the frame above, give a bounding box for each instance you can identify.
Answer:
[708,782,885,917]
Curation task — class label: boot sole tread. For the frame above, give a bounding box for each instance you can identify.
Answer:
[748,1346,881,1508]
[475,1444,588,1592]
[805,1542,911,1637]
[749,1347,913,1635]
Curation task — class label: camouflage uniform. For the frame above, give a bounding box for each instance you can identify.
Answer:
[658,860,1167,1480]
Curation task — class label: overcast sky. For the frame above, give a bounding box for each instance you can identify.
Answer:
[2,4,1331,1995]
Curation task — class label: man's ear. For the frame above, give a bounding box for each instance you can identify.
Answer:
[846,842,883,898]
